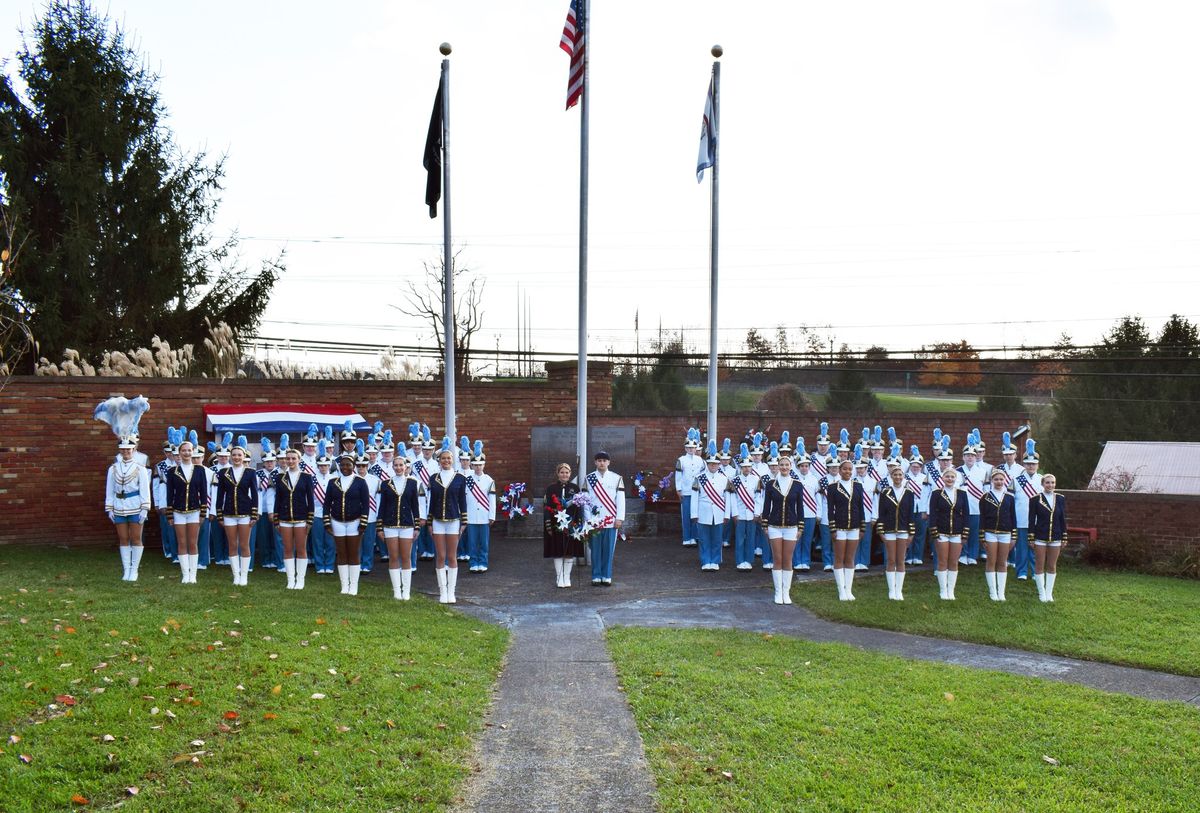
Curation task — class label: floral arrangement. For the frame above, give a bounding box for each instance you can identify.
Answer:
[548,491,614,541]
[652,474,671,502]
[500,482,536,520]
[632,470,655,501]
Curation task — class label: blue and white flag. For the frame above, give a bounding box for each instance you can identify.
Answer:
[696,75,716,183]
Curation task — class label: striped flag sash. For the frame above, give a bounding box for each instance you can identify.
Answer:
[862,489,874,513]
[868,466,883,484]
[925,461,944,488]
[698,475,726,513]
[256,470,270,491]
[960,469,985,500]
[811,456,827,476]
[415,461,430,487]
[801,484,818,514]
[587,471,619,516]
[735,478,755,511]
[313,480,326,504]
[905,476,923,497]
[467,476,490,510]
[1016,473,1039,499]
[369,494,377,512]
[999,468,1012,487]
[299,460,312,474]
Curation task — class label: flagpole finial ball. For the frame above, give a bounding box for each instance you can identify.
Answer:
[439,42,452,56]
[711,44,723,58]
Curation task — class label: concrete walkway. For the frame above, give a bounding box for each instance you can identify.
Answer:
[419,531,1200,812]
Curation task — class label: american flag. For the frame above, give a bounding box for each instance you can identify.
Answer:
[560,0,585,109]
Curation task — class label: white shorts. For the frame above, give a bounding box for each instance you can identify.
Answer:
[835,529,860,541]
[223,516,252,527]
[279,520,307,529]
[330,519,360,536]
[883,532,909,542]
[1034,539,1063,548]
[767,526,798,541]
[432,519,461,535]
[937,534,961,544]
[984,531,1012,544]
[173,510,201,525]
[383,527,415,540]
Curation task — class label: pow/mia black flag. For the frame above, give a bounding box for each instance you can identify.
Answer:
[423,75,444,219]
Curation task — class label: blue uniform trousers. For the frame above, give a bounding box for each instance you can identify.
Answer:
[207,516,225,565]
[696,522,724,567]
[466,523,490,569]
[854,524,875,567]
[965,514,981,560]
[255,516,279,568]
[159,512,177,560]
[590,528,618,581]
[309,520,333,572]
[1013,528,1033,578]
[416,523,435,558]
[734,518,757,565]
[793,518,817,567]
[819,523,833,568]
[758,524,773,566]
[359,522,379,571]
[680,496,696,543]
[197,517,213,567]
[906,514,929,562]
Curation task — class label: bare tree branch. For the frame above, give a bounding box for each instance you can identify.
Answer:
[394,248,485,379]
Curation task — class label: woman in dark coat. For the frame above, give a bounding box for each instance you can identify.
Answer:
[544,463,584,587]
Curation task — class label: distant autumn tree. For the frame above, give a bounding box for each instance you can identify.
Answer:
[918,340,982,390]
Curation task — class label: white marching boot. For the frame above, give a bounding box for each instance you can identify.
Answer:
[772,569,784,604]
[895,570,905,600]
[119,546,132,581]
[436,567,449,603]
[995,571,1007,601]
[400,568,413,600]
[446,566,458,604]
[946,569,958,600]
[985,571,998,601]
[129,546,144,581]
[388,567,403,599]
[553,557,564,588]
[562,558,573,588]
[833,568,846,600]
[284,559,296,589]
[936,570,948,600]
[294,559,307,590]
[231,556,243,586]
[338,564,350,594]
[1035,572,1047,601]
[1044,572,1056,602]
[347,565,361,596]
[843,568,856,601]
[782,570,793,604]
[885,571,896,600]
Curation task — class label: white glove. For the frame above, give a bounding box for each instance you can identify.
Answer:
[107,511,115,523]
[139,511,148,524]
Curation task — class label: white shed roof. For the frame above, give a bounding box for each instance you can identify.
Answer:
[1090,441,1200,495]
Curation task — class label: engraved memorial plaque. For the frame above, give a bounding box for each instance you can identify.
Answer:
[530,426,636,487]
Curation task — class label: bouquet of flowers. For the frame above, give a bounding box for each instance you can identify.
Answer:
[499,482,536,520]
[549,490,614,541]
[631,470,655,501]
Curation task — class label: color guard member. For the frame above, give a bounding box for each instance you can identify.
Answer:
[583,450,626,586]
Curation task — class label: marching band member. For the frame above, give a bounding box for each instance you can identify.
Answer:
[413,425,438,561]
[835,428,852,463]
[719,439,736,548]
[853,445,878,572]
[427,438,468,603]
[274,438,314,590]
[339,420,359,459]
[958,429,992,566]
[877,442,914,600]
[167,433,208,584]
[812,423,834,572]
[996,433,1027,578]
[406,423,423,464]
[691,440,732,571]
[309,441,335,574]
[355,446,382,574]
[207,439,230,567]
[326,442,370,596]
[153,435,178,563]
[464,441,497,573]
[253,437,281,573]
[792,439,821,572]
[761,442,802,605]
[1030,473,1067,602]
[731,445,761,571]
[930,461,968,600]
[675,428,704,547]
[544,463,584,588]
[300,424,319,474]
[903,447,931,566]
[1012,439,1044,582]
[378,451,422,599]
[980,468,1017,601]
[372,431,397,565]
[455,436,475,561]
[216,435,259,587]
[749,433,772,569]
[583,450,626,586]
[105,431,151,581]
[825,446,866,601]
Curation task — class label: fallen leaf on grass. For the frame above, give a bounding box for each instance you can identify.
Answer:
[335,726,350,733]
[19,754,32,764]
[271,685,281,695]
[316,618,326,625]
[327,668,337,675]
[721,771,733,780]
[190,739,205,747]
[8,735,20,745]
[102,735,115,743]
[943,692,955,702]
[262,713,278,720]
[223,711,239,720]
[125,787,139,796]
[1042,755,1060,766]
[385,720,395,729]
[268,654,278,660]
[65,627,76,634]
[311,693,326,700]
[216,723,232,733]
[435,723,447,730]
[70,794,88,805]
[150,707,160,716]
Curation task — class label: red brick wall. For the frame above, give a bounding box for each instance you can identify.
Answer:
[1058,490,1200,556]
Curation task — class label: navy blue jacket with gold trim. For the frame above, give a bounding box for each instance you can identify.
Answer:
[930,488,968,537]
[273,470,315,523]
[378,476,422,528]
[324,475,370,525]
[979,489,1017,534]
[216,466,259,520]
[876,485,915,534]
[761,475,803,527]
[426,470,468,522]
[166,464,208,515]
[823,478,865,531]
[1029,492,1067,541]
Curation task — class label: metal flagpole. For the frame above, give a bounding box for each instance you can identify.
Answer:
[440,43,456,439]
[706,46,722,445]
[576,0,590,485]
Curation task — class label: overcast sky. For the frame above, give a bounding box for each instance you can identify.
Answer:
[3,0,1198,368]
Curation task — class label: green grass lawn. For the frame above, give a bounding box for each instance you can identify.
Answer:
[609,627,1200,813]
[790,564,1200,676]
[685,387,979,413]
[876,392,978,412]
[0,546,507,812]
[686,386,764,412]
